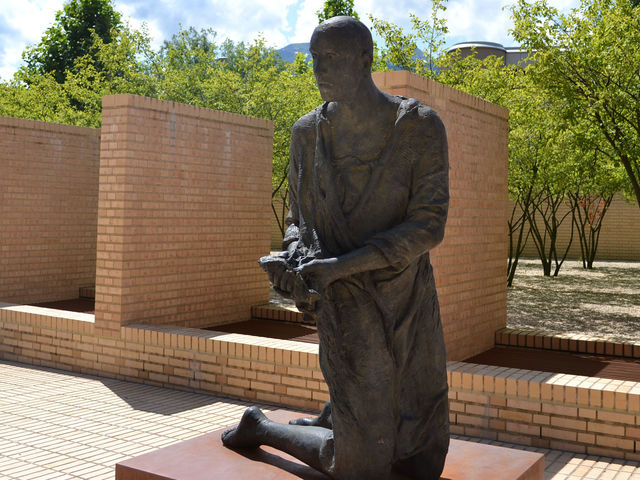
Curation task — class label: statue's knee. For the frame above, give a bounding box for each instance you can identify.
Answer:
[394,436,449,480]
[331,442,393,480]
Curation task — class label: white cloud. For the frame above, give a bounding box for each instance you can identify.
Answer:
[445,0,581,47]
[289,0,322,43]
[117,0,300,49]
[445,0,513,46]
[0,0,64,80]
[357,0,428,25]
[0,0,583,79]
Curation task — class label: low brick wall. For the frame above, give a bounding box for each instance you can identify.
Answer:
[450,328,640,460]
[3,304,638,460]
[448,361,640,461]
[496,327,640,359]
[252,304,304,323]
[0,305,326,412]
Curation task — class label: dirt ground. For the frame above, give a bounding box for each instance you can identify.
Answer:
[508,259,640,343]
[270,257,640,343]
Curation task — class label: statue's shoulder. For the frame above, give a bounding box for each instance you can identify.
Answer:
[292,106,322,142]
[394,96,446,135]
[395,96,442,121]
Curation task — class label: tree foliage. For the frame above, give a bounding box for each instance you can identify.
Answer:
[369,0,448,78]
[317,0,360,22]
[2,25,155,127]
[21,0,122,83]
[511,0,640,209]
[435,0,636,278]
[152,28,321,235]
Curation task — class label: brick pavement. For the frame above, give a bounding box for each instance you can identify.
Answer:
[1,360,639,480]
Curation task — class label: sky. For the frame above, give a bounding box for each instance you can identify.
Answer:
[0,0,581,80]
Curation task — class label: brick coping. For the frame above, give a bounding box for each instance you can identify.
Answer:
[449,360,640,408]
[0,302,94,324]
[126,323,318,354]
[496,327,640,359]
[251,303,304,323]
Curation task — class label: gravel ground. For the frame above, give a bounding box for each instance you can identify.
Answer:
[508,259,640,343]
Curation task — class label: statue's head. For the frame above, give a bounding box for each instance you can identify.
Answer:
[310,16,374,102]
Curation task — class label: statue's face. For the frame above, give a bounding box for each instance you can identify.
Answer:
[309,29,368,103]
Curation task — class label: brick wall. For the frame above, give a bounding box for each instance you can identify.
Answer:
[0,305,326,413]
[95,95,273,336]
[0,117,100,304]
[372,71,509,361]
[2,304,638,461]
[518,194,640,261]
[448,360,640,461]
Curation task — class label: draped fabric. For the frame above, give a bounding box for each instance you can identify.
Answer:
[284,97,450,470]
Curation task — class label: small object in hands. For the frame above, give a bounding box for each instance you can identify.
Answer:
[258,255,290,296]
[258,255,321,318]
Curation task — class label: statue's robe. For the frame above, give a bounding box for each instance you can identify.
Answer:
[284,96,450,475]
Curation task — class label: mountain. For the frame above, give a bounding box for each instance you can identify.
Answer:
[276,43,311,63]
[276,42,426,70]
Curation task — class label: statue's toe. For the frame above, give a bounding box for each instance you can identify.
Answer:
[220,406,267,449]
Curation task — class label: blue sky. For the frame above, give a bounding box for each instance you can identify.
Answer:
[0,0,580,80]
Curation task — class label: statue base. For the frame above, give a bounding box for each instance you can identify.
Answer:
[115,410,544,480]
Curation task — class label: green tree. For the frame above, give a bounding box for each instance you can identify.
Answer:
[564,120,627,268]
[0,74,71,124]
[317,0,360,22]
[523,124,577,277]
[438,51,580,279]
[153,27,224,107]
[62,25,157,126]
[511,0,640,209]
[21,0,122,83]
[369,0,448,78]
[152,29,321,235]
[1,24,155,128]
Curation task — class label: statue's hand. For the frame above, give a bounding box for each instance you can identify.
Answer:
[258,255,296,298]
[295,258,341,293]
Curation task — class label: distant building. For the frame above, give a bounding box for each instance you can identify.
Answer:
[277,40,529,67]
[447,41,530,66]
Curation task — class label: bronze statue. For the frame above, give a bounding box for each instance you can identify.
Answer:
[222,16,450,480]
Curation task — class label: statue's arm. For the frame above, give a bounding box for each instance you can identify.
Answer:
[298,108,449,290]
[282,118,309,255]
[282,155,300,257]
[365,107,449,268]
[263,118,309,295]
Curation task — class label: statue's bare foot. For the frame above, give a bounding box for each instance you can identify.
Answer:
[221,406,268,449]
[289,415,317,427]
[290,401,332,429]
[289,413,331,429]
